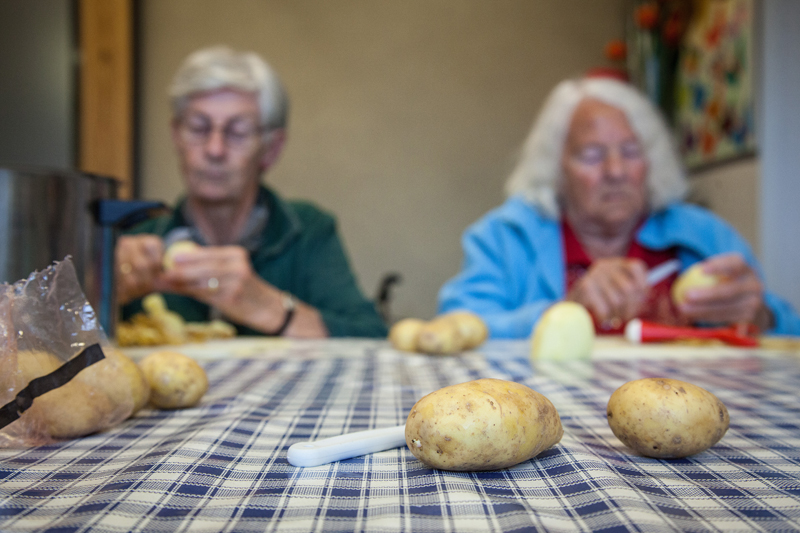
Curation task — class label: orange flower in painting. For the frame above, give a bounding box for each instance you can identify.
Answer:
[705,9,726,47]
[605,39,628,62]
[707,98,721,120]
[662,14,685,46]
[635,2,659,30]
[701,130,717,155]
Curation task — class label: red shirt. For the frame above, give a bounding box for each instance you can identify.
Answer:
[562,219,687,334]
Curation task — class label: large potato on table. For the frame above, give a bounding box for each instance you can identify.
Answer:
[530,302,595,362]
[405,378,563,471]
[671,264,721,306]
[138,350,208,409]
[607,377,729,458]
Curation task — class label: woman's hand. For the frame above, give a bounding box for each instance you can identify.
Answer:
[161,245,328,337]
[116,235,166,305]
[566,257,649,328]
[676,253,773,330]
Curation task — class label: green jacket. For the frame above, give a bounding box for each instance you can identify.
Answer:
[123,186,388,338]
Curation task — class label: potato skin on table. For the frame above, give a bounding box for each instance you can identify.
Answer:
[607,377,729,458]
[405,378,563,471]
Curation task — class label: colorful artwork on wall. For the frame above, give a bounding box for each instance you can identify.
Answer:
[675,0,755,168]
[626,0,756,169]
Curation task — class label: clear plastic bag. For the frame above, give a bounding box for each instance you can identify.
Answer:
[0,259,147,447]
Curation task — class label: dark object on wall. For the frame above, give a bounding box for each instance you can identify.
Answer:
[0,168,164,336]
[0,0,76,169]
[376,273,402,325]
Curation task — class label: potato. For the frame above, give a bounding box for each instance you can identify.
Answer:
[405,378,563,471]
[138,350,208,409]
[389,318,426,352]
[13,350,117,439]
[412,312,489,355]
[416,317,463,355]
[25,380,114,439]
[671,263,721,306]
[445,311,489,350]
[530,302,594,361]
[15,349,62,384]
[162,240,200,271]
[607,377,729,458]
[88,348,151,415]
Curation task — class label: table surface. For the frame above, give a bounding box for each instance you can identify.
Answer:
[2,338,800,533]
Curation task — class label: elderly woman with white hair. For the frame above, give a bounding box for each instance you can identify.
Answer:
[116,46,387,338]
[438,76,800,338]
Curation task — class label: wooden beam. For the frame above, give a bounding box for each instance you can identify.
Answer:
[78,0,134,199]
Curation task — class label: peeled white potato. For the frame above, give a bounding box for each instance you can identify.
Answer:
[530,302,594,362]
[162,240,200,271]
[671,264,721,306]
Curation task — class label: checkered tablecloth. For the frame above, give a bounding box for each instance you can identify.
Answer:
[2,339,800,532]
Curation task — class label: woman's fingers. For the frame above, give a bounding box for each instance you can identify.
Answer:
[161,245,257,307]
[567,258,649,326]
[116,235,165,304]
[678,254,765,325]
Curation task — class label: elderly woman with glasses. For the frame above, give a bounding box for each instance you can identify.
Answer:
[116,46,386,338]
[438,76,800,339]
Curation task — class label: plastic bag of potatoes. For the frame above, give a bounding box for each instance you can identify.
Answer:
[0,259,149,447]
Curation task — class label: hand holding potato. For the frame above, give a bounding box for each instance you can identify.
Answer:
[116,234,167,305]
[159,244,324,336]
[674,253,771,329]
[566,257,649,329]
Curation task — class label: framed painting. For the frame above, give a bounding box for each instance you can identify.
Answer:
[627,0,757,169]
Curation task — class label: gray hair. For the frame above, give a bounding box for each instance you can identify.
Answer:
[504,77,688,219]
[169,46,289,130]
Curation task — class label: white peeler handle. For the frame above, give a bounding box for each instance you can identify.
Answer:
[287,424,407,467]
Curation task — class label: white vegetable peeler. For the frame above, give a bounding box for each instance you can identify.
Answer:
[287,424,407,467]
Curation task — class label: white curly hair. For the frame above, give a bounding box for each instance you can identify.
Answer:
[169,45,289,130]
[504,77,688,219]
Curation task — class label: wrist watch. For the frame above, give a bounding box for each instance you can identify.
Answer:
[270,292,296,336]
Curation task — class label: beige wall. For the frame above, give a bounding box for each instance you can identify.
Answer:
[138,0,630,322]
[688,159,760,258]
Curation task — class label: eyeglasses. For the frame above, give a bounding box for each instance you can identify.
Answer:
[178,114,267,149]
[573,141,645,165]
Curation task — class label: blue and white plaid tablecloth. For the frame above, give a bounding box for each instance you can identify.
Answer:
[2,339,800,532]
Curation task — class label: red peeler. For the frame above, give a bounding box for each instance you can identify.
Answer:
[624,318,759,348]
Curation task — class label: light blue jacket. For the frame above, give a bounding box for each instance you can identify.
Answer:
[438,196,800,338]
